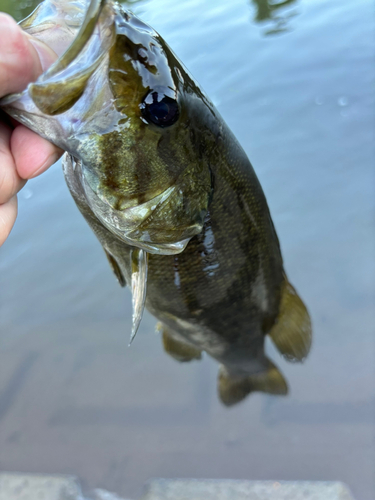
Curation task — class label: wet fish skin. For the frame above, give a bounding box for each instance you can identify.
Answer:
[1,0,311,405]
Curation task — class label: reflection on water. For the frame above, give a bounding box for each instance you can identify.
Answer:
[250,0,298,35]
[0,0,374,499]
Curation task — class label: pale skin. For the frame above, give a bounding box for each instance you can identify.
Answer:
[0,13,63,246]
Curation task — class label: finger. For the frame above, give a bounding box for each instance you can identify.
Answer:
[11,125,63,179]
[0,122,26,204]
[0,195,17,247]
[0,13,57,96]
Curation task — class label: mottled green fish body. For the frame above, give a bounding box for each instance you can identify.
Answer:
[1,0,311,405]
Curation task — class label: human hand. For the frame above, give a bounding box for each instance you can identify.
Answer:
[0,13,63,246]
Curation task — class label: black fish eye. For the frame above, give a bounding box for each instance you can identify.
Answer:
[140,91,179,127]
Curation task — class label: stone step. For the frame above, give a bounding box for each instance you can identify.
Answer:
[0,472,82,500]
[141,479,356,500]
[0,473,356,500]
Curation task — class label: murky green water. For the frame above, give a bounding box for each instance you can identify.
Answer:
[0,0,374,499]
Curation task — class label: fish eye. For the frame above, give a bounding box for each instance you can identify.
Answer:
[140,91,179,127]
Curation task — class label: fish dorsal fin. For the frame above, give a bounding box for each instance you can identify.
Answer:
[218,361,288,407]
[129,248,148,345]
[269,278,312,362]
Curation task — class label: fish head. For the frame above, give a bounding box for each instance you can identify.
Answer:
[1,0,218,254]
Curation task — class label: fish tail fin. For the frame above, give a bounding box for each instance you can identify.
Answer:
[159,323,202,362]
[218,360,288,407]
[268,278,312,362]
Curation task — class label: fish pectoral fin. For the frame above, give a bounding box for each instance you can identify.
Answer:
[218,361,288,407]
[268,278,312,362]
[159,323,202,362]
[129,248,148,345]
[104,249,126,287]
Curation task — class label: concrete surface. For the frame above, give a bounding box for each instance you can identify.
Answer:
[0,473,356,500]
[141,479,356,500]
[0,472,82,500]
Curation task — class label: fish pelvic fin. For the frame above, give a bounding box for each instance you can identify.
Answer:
[129,248,148,345]
[268,278,312,362]
[218,361,288,407]
[159,323,202,362]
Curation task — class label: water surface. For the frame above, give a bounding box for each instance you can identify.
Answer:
[0,0,374,499]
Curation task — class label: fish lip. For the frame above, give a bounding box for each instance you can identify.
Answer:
[0,92,23,107]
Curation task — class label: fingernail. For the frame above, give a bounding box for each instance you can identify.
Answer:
[27,36,58,72]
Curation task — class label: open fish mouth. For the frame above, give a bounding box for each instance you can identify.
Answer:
[1,0,112,111]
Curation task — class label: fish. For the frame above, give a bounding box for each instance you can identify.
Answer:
[1,0,312,405]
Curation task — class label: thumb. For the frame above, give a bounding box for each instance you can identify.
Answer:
[0,13,57,97]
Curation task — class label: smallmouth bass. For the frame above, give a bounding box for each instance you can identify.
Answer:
[1,0,312,405]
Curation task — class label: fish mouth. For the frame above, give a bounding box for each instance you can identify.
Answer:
[67,155,194,255]
[19,0,89,58]
[0,0,115,115]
